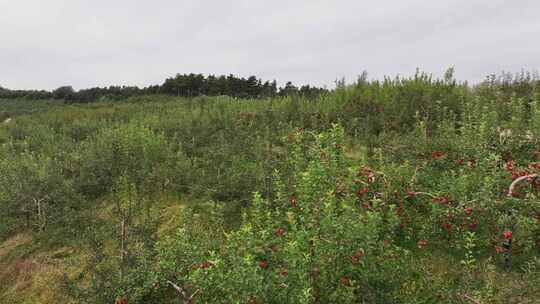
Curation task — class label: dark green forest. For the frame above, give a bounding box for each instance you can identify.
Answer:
[0,70,539,303]
[0,73,327,103]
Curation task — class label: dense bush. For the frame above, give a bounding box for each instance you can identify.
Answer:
[157,126,414,303]
[0,151,80,238]
[75,124,182,198]
[153,123,539,303]
[0,71,539,303]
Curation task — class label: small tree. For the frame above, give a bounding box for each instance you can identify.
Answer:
[65,175,160,303]
[0,152,78,236]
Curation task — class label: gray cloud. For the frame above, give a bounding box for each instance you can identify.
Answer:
[1,0,539,90]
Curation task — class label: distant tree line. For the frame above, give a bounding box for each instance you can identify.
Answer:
[3,71,538,104]
[0,73,328,103]
[0,86,52,100]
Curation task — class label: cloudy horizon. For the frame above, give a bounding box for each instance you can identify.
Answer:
[1,0,539,91]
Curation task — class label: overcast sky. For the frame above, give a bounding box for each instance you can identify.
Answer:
[1,0,539,90]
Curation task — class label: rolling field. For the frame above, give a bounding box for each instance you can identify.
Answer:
[0,73,539,303]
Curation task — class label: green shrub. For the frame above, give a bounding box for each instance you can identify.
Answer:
[157,126,412,303]
[76,123,184,198]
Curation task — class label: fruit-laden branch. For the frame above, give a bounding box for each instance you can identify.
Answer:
[507,174,539,197]
[166,280,199,304]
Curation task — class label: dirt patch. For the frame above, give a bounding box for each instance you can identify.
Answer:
[0,233,32,260]
[0,234,74,303]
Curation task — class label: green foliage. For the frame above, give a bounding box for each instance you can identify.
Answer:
[0,70,539,303]
[1,73,327,103]
[158,126,411,303]
[0,151,79,239]
[65,177,161,303]
[76,123,181,198]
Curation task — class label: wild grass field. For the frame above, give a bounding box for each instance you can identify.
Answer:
[0,71,539,303]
